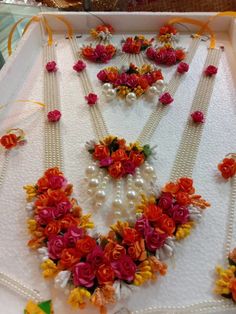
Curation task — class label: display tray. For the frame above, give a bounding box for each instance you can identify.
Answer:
[0,12,236,314]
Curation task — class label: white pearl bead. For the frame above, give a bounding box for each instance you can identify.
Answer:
[134,177,144,188]
[114,210,122,217]
[87,189,93,195]
[95,202,102,209]
[127,190,137,200]
[128,201,134,208]
[86,165,97,176]
[126,92,137,105]
[112,198,123,209]
[102,83,113,92]
[144,166,154,175]
[88,178,99,188]
[95,190,106,200]
[106,88,116,101]
[149,86,159,96]
[155,79,164,87]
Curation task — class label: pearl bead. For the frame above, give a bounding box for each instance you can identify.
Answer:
[127,190,137,200]
[114,210,122,217]
[106,88,116,101]
[144,166,154,175]
[126,92,137,105]
[149,86,159,96]
[86,165,97,176]
[128,201,134,208]
[95,202,102,209]
[134,177,144,188]
[88,178,99,188]
[112,198,123,209]
[87,189,93,195]
[102,83,113,92]
[155,79,164,88]
[95,190,106,200]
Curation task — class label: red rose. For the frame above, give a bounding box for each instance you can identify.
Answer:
[96,264,115,285]
[73,60,86,72]
[111,149,128,162]
[59,248,81,269]
[218,158,236,179]
[64,226,84,247]
[146,47,156,60]
[104,242,126,261]
[145,229,167,252]
[170,205,189,224]
[176,191,191,206]
[47,110,61,122]
[157,214,176,236]
[158,193,173,210]
[85,93,98,106]
[76,235,96,257]
[60,214,78,230]
[205,65,218,76]
[144,204,162,222]
[97,69,108,82]
[178,177,194,194]
[73,262,95,288]
[129,151,145,167]
[93,144,110,161]
[47,175,65,189]
[44,220,61,237]
[108,161,124,179]
[191,111,204,123]
[87,246,105,268]
[165,49,176,66]
[159,92,173,105]
[177,62,189,74]
[48,235,66,260]
[46,61,57,72]
[0,133,18,149]
[111,255,136,282]
[122,227,140,245]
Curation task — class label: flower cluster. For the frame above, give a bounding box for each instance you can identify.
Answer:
[122,35,154,54]
[81,44,116,63]
[158,24,178,43]
[215,248,236,302]
[146,46,186,66]
[90,24,114,40]
[0,128,26,150]
[218,156,236,179]
[88,136,153,179]
[97,63,163,98]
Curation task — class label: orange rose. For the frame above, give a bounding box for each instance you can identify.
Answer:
[82,46,94,58]
[108,161,124,178]
[152,70,163,82]
[132,42,141,54]
[106,71,118,82]
[47,189,68,205]
[45,167,63,177]
[104,242,126,261]
[144,204,162,222]
[0,134,18,149]
[106,44,116,56]
[60,214,79,230]
[76,235,96,257]
[138,77,149,90]
[176,191,191,206]
[122,227,140,245]
[229,278,236,301]
[157,214,175,236]
[127,239,147,261]
[163,182,180,194]
[93,144,110,161]
[111,149,128,162]
[178,177,194,194]
[175,49,186,61]
[44,221,61,237]
[37,176,49,192]
[59,248,81,269]
[117,138,126,149]
[129,150,145,167]
[96,264,115,285]
[218,158,236,179]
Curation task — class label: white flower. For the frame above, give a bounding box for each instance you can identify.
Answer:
[54,271,71,289]
[37,247,49,262]
[188,205,202,222]
[85,139,96,151]
[156,237,176,261]
[113,280,136,301]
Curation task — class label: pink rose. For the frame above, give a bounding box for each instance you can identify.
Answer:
[73,262,95,288]
[145,229,167,252]
[48,235,66,259]
[205,65,218,76]
[95,44,106,55]
[99,157,113,167]
[169,205,189,224]
[97,70,108,82]
[48,175,65,189]
[37,207,54,225]
[165,49,176,66]
[73,60,86,72]
[135,216,151,236]
[158,192,173,210]
[177,62,189,74]
[123,160,136,175]
[85,93,98,106]
[159,92,173,105]
[46,61,57,72]
[87,246,104,269]
[146,47,156,60]
[111,255,136,282]
[154,50,166,64]
[47,110,61,122]
[191,111,204,123]
[53,201,72,219]
[64,227,84,247]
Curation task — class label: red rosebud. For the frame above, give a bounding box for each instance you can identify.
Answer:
[159,92,173,105]
[205,65,218,76]
[46,61,57,72]
[73,60,86,72]
[177,62,189,74]
[47,110,61,122]
[191,111,204,123]
[85,93,98,106]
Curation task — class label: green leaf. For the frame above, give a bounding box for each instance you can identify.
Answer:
[143,145,152,158]
[38,300,52,314]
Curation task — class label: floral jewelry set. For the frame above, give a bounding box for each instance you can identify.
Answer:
[1,12,236,314]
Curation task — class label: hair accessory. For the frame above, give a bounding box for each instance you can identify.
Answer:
[218,154,236,179]
[90,24,114,42]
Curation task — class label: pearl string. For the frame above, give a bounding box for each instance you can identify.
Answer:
[0,151,9,191]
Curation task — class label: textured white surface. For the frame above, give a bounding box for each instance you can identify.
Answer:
[0,26,236,314]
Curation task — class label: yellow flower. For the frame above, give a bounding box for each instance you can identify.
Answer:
[134,260,152,286]
[90,28,98,39]
[41,259,58,279]
[106,66,118,73]
[133,86,144,97]
[27,219,37,233]
[110,220,129,235]
[128,141,143,152]
[101,135,117,146]
[24,301,45,314]
[80,214,94,229]
[136,194,156,214]
[24,185,37,201]
[68,287,91,309]
[117,86,130,97]
[215,265,236,296]
[175,221,195,240]
[139,64,152,75]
